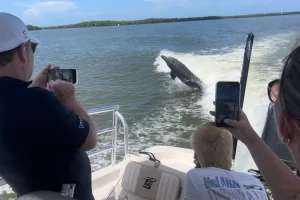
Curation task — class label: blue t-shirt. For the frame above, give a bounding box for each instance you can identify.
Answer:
[184,167,268,200]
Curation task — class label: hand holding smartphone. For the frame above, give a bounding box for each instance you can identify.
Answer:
[47,69,77,84]
[215,81,240,127]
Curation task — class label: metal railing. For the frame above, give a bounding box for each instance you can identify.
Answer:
[86,105,129,165]
[0,105,129,187]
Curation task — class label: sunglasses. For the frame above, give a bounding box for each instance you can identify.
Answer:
[29,42,37,53]
[267,79,280,102]
[23,40,37,53]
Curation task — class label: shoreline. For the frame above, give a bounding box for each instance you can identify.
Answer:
[24,11,300,31]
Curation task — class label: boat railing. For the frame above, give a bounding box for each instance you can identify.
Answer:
[86,105,129,166]
[0,105,129,187]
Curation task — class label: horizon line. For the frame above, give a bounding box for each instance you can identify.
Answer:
[27,10,300,29]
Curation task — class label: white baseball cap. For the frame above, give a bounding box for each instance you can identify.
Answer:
[0,12,40,53]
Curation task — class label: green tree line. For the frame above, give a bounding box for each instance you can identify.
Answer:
[27,11,300,31]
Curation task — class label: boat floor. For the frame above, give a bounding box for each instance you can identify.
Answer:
[92,146,194,200]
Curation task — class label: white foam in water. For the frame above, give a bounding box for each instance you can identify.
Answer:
[153,32,296,173]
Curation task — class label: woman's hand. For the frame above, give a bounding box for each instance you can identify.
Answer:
[209,101,259,145]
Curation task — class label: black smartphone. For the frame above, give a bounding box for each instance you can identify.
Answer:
[47,69,77,84]
[215,81,240,127]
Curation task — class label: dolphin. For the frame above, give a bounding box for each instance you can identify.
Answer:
[161,55,203,90]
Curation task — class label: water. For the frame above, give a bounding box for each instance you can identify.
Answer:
[3,14,300,194]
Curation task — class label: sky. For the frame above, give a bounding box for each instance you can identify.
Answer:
[1,0,300,26]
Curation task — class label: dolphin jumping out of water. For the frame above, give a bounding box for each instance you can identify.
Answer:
[161,55,203,90]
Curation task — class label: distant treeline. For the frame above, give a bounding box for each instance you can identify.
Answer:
[27,11,300,31]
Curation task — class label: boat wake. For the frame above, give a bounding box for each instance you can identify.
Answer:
[135,32,298,173]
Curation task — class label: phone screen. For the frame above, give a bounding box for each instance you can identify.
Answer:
[215,82,240,127]
[48,69,77,84]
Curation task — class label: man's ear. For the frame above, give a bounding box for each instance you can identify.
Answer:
[16,43,27,64]
[279,112,294,142]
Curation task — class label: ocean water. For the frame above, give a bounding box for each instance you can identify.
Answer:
[2,14,300,193]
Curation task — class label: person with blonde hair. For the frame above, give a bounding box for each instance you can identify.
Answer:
[184,122,268,200]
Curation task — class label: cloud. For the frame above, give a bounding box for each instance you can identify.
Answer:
[16,1,77,17]
[144,0,189,10]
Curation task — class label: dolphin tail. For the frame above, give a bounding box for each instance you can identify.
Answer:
[170,72,177,80]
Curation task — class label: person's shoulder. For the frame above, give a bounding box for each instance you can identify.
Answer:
[188,167,218,172]
[186,169,203,185]
[186,168,197,176]
[230,170,264,184]
[187,167,220,177]
[230,170,257,178]
[186,168,199,180]
[27,87,57,101]
[24,87,62,111]
[27,86,53,95]
[187,168,204,174]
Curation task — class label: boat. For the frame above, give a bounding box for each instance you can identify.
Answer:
[0,105,196,200]
[0,102,297,200]
[1,34,299,200]
[85,105,195,200]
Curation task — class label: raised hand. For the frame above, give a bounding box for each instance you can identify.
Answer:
[47,80,76,105]
[209,101,259,145]
[30,64,60,89]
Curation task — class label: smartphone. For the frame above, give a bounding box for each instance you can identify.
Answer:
[215,81,240,127]
[48,69,77,84]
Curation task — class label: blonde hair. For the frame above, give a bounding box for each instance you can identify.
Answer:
[190,122,232,169]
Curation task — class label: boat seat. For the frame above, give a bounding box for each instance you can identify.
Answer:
[115,161,182,200]
[16,191,76,200]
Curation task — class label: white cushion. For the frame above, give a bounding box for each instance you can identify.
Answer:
[116,161,181,200]
[156,172,180,200]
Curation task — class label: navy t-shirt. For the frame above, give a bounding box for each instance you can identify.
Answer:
[0,77,94,200]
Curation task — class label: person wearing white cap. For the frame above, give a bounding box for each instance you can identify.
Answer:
[0,12,97,200]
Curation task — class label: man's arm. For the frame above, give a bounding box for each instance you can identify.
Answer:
[26,87,97,151]
[64,99,97,151]
[45,79,97,151]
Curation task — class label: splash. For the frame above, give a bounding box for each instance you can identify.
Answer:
[151,32,296,172]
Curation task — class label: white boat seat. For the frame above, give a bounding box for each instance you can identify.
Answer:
[16,191,76,200]
[115,161,181,200]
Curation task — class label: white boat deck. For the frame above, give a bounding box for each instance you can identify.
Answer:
[0,106,196,200]
[92,146,195,200]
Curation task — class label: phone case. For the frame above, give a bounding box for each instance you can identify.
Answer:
[215,81,240,127]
